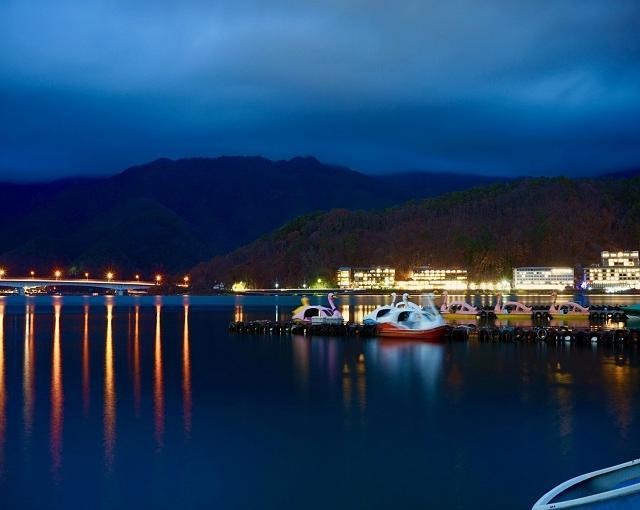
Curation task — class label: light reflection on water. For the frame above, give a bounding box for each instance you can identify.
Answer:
[0,303,5,475]
[154,303,164,451]
[183,303,192,438]
[22,304,35,442]
[82,305,90,417]
[50,301,63,477]
[0,295,637,509]
[104,301,115,469]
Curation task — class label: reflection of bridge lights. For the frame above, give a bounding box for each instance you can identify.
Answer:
[54,270,62,280]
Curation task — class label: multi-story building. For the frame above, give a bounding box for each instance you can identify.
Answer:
[513,267,574,290]
[584,251,640,290]
[397,266,468,290]
[336,267,352,289]
[349,266,396,290]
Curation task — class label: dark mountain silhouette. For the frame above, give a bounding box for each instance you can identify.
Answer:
[0,156,503,276]
[190,175,640,289]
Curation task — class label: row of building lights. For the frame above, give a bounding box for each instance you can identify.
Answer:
[0,269,190,286]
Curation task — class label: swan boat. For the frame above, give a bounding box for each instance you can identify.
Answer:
[363,293,398,324]
[493,293,534,319]
[439,291,479,319]
[532,458,640,509]
[375,294,449,341]
[291,293,343,323]
[547,291,590,319]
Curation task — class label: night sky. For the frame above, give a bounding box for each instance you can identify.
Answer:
[1,0,640,180]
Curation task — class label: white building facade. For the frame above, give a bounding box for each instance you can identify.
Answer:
[584,251,640,291]
[338,266,396,290]
[513,267,574,290]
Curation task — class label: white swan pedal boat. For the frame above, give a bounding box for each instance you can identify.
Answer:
[532,458,640,509]
[365,293,449,341]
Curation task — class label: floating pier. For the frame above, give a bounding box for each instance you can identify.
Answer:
[229,320,640,344]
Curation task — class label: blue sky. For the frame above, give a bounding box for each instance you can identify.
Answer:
[1,0,640,180]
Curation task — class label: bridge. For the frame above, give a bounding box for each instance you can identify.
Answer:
[0,277,157,295]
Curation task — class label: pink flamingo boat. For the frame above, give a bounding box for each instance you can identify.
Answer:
[292,293,343,323]
[439,291,479,318]
[547,291,590,319]
[493,293,533,318]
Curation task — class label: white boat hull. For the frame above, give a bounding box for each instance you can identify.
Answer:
[533,459,640,509]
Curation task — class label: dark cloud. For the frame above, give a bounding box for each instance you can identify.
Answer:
[1,0,639,179]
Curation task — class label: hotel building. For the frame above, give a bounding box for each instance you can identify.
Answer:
[336,267,352,289]
[397,267,468,290]
[584,251,640,291]
[337,266,396,290]
[512,267,575,290]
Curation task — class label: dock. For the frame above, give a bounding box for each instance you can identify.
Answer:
[230,320,640,344]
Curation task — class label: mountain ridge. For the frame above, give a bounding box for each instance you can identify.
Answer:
[0,155,506,275]
[189,174,640,289]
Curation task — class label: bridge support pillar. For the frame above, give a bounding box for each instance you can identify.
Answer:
[17,287,25,296]
[116,289,125,296]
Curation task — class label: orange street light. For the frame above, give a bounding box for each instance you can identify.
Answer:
[183,275,190,284]
[30,270,35,279]
[106,272,114,281]
[135,274,140,281]
[85,272,89,280]
[0,268,5,278]
[54,270,62,280]
[155,274,162,285]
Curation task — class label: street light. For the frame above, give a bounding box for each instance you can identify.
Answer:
[85,272,89,280]
[183,275,190,285]
[30,270,35,279]
[155,274,162,285]
[54,270,62,280]
[135,274,140,281]
[0,269,5,279]
[106,272,114,281]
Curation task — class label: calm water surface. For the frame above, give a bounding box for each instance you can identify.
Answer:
[0,294,639,509]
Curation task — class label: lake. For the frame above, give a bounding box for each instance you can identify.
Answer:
[0,293,639,509]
